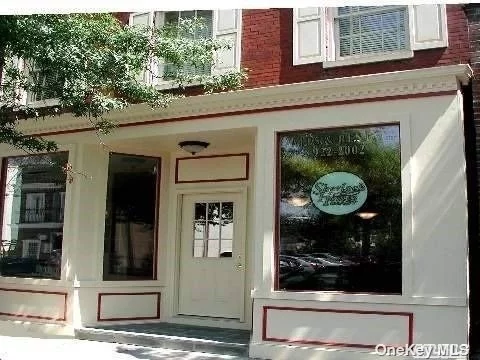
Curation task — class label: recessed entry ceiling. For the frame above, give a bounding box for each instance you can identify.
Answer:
[107,127,256,154]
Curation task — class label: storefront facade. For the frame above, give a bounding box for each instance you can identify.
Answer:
[0,64,471,358]
[0,6,475,360]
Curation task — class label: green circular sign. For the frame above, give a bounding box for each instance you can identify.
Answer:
[311,172,367,215]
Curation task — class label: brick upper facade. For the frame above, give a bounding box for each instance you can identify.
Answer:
[242,6,469,88]
[115,6,471,90]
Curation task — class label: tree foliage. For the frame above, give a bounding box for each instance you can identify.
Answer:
[0,13,247,153]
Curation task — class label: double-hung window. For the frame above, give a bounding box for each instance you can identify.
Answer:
[335,6,408,59]
[293,5,448,67]
[129,9,242,88]
[1,59,61,107]
[25,62,62,104]
[162,10,214,80]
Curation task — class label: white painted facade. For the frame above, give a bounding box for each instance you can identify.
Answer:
[0,64,472,359]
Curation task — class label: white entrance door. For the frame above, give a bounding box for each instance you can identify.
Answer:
[178,192,246,320]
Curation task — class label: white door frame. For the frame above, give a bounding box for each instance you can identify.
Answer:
[172,186,248,324]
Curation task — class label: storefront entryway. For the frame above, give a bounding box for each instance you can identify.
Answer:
[177,192,246,321]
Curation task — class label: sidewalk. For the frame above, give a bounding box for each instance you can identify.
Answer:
[0,336,250,360]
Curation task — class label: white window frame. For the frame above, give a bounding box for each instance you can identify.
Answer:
[294,5,448,68]
[323,6,414,68]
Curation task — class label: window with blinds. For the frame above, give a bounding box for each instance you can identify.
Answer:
[336,6,408,58]
[162,10,213,80]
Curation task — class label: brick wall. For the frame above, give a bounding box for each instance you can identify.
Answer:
[114,7,469,89]
[242,6,469,88]
[113,13,130,25]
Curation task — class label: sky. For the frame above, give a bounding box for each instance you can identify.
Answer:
[0,0,473,15]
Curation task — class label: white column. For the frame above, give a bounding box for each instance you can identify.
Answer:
[63,144,109,283]
[252,125,276,295]
[62,144,109,328]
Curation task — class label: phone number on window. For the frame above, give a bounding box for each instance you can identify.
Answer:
[318,144,366,157]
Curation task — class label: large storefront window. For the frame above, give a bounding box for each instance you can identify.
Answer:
[277,124,401,293]
[0,153,68,279]
[103,154,159,280]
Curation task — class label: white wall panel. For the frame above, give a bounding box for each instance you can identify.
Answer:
[263,306,411,347]
[98,292,160,321]
[0,288,67,321]
[176,154,249,183]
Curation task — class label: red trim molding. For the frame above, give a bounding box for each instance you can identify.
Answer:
[31,91,457,138]
[97,292,161,321]
[0,287,68,321]
[175,153,249,184]
[262,306,413,349]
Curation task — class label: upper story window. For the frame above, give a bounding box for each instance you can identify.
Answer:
[293,5,448,67]
[129,9,241,88]
[25,62,62,104]
[163,10,214,79]
[336,6,408,58]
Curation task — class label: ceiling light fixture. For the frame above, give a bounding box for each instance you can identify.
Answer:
[178,141,210,155]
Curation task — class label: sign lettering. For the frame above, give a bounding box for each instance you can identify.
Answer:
[311,172,367,215]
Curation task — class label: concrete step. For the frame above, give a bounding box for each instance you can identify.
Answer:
[75,323,250,358]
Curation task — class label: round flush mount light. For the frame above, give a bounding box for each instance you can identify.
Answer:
[178,141,210,155]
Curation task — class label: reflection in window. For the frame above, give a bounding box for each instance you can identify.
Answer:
[0,153,68,279]
[277,125,402,293]
[193,201,233,258]
[103,154,159,280]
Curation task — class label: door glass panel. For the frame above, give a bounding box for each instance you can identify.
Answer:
[221,221,233,239]
[208,221,220,239]
[192,201,234,258]
[194,221,205,239]
[208,202,220,221]
[207,239,220,257]
[195,203,206,220]
[220,239,233,256]
[221,202,233,220]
